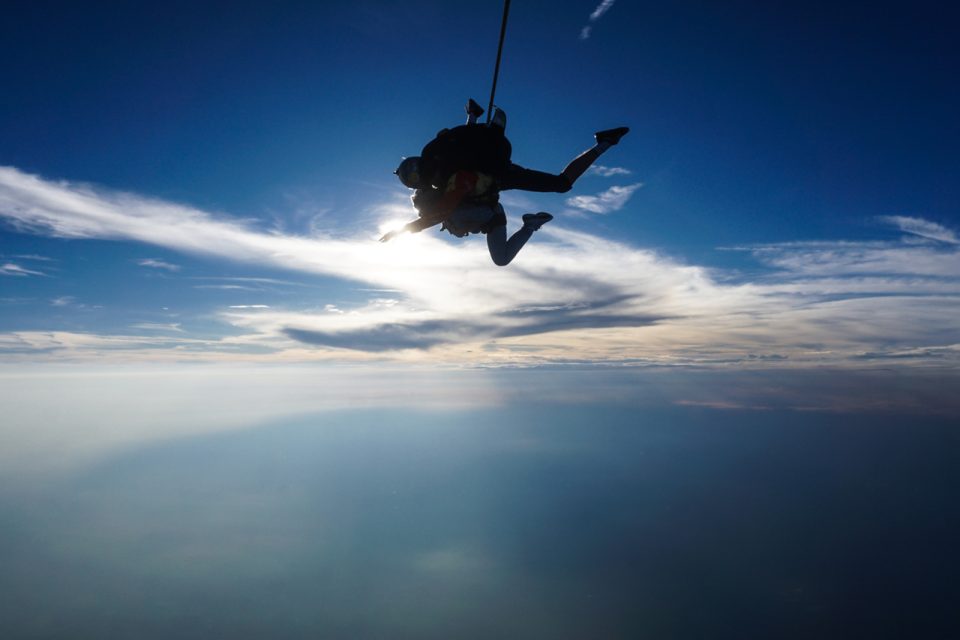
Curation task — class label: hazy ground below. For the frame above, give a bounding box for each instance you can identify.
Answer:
[1,401,957,639]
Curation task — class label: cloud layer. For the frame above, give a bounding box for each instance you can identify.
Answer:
[1,166,959,371]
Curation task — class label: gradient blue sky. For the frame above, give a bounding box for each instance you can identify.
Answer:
[2,0,959,382]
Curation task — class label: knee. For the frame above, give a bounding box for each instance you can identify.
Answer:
[555,176,573,193]
[488,245,513,266]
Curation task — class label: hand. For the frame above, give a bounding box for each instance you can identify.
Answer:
[379,229,401,243]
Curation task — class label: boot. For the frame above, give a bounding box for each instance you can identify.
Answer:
[522,212,553,230]
[595,127,630,145]
[490,107,507,130]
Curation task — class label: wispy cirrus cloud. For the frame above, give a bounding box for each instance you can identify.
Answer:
[880,215,958,244]
[580,0,617,40]
[194,284,262,291]
[1,166,959,372]
[0,262,45,277]
[193,277,305,287]
[588,165,632,177]
[46,296,101,311]
[137,258,181,272]
[130,322,184,332]
[13,254,54,262]
[731,239,960,278]
[589,0,617,21]
[565,183,643,214]
[189,276,309,293]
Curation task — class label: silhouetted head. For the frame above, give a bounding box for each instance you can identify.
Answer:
[394,157,422,189]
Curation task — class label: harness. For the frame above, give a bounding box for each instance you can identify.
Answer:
[419,124,512,196]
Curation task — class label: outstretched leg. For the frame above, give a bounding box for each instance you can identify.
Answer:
[486,212,553,267]
[560,127,630,186]
[499,127,629,193]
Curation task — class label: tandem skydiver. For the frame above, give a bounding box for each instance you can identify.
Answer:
[381,99,628,266]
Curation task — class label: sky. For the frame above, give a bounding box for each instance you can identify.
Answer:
[1,1,959,637]
[1,0,958,377]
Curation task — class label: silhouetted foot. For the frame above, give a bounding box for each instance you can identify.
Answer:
[595,126,630,145]
[522,212,553,230]
[490,107,507,130]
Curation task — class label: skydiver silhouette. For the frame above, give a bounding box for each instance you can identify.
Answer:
[382,99,628,266]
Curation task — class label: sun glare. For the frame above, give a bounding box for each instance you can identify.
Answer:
[378,218,410,236]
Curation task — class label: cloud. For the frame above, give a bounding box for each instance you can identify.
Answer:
[565,183,643,214]
[194,284,262,291]
[580,0,616,39]
[0,262,45,277]
[733,239,960,278]
[588,165,632,177]
[1,166,959,370]
[131,322,184,332]
[137,258,181,272]
[193,277,304,286]
[13,254,55,261]
[282,304,666,353]
[880,215,958,244]
[285,322,461,351]
[590,0,616,21]
[47,296,101,310]
[189,276,309,293]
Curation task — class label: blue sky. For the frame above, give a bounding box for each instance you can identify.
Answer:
[1,1,959,384]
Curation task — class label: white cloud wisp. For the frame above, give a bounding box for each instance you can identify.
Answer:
[1,262,46,277]
[880,215,959,244]
[138,258,182,272]
[580,0,617,40]
[566,183,643,214]
[588,165,632,178]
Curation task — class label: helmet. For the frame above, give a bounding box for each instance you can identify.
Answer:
[395,156,422,188]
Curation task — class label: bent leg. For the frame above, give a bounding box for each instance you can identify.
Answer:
[486,222,534,267]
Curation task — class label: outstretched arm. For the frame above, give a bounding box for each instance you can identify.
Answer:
[379,172,479,242]
[379,215,443,242]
